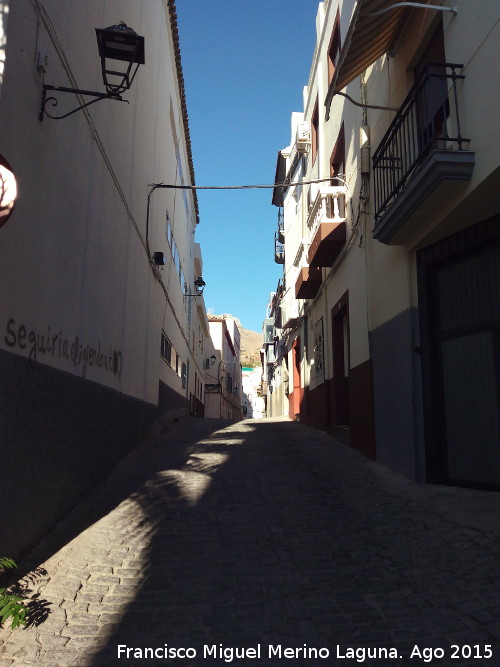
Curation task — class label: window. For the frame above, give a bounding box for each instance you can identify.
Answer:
[330,123,345,181]
[161,331,183,378]
[330,125,346,218]
[311,101,319,165]
[328,10,341,84]
[166,212,173,247]
[161,331,172,364]
[172,242,179,272]
[166,222,189,296]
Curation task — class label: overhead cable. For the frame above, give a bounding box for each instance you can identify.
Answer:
[148,176,347,191]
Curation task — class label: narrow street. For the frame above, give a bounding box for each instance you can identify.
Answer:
[1,417,500,666]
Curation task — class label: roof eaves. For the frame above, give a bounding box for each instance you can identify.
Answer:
[167,0,200,224]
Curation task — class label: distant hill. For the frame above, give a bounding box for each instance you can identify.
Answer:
[212,314,262,367]
[240,325,263,367]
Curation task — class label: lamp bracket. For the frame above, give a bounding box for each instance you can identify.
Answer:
[39,84,127,121]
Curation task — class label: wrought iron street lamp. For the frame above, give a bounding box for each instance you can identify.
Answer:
[39,21,145,121]
[184,276,206,297]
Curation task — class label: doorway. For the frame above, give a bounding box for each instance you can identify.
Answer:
[331,293,350,437]
[290,336,303,420]
[418,217,500,488]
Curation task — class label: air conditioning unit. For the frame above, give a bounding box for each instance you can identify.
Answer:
[296,122,311,153]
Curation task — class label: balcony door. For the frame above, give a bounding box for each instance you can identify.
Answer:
[330,124,345,183]
[414,20,449,152]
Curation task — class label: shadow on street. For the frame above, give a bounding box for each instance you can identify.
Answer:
[79,418,500,666]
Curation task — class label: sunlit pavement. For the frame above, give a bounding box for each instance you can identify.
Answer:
[1,417,500,666]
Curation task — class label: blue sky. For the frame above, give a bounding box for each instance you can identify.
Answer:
[175,1,319,333]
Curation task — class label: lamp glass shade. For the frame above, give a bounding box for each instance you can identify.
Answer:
[95,22,145,96]
[95,23,145,64]
[194,276,206,290]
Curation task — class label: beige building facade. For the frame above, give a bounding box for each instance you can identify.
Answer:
[262,286,290,419]
[241,367,265,419]
[204,316,243,421]
[0,0,209,558]
[267,0,499,488]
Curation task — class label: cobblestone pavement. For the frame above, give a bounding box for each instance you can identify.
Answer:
[1,417,500,667]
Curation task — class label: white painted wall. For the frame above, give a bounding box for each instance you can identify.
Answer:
[0,0,212,560]
[205,318,242,419]
[0,0,205,408]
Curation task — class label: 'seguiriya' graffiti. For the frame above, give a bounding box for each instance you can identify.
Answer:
[4,318,122,379]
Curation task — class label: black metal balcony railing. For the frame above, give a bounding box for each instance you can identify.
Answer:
[373,63,469,222]
[277,208,285,243]
[274,233,285,264]
[278,208,284,233]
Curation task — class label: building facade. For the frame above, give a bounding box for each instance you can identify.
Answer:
[262,285,290,419]
[0,0,209,558]
[267,0,499,488]
[204,316,243,420]
[241,367,265,419]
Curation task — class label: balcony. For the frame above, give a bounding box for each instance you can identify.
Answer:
[372,64,475,245]
[295,266,321,299]
[306,186,347,266]
[277,209,285,244]
[274,233,285,264]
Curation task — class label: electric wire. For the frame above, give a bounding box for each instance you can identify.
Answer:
[148,176,346,191]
